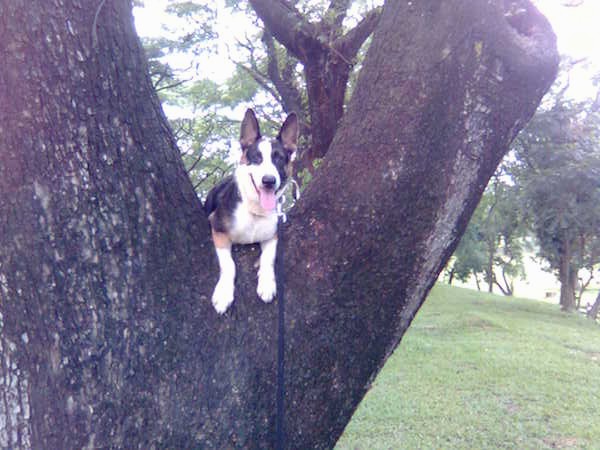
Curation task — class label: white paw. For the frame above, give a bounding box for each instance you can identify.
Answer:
[257,269,277,303]
[212,278,234,314]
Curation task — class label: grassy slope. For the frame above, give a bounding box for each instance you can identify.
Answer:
[336,284,600,450]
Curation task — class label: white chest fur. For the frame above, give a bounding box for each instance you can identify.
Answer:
[229,202,278,244]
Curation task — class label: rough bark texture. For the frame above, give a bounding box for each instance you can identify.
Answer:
[0,0,557,448]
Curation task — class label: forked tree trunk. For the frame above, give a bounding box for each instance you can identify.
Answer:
[0,0,557,448]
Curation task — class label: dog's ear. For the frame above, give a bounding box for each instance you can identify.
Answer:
[240,109,261,149]
[278,112,299,154]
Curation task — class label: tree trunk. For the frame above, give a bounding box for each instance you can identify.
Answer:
[487,245,495,293]
[248,0,381,168]
[303,57,349,163]
[576,270,593,310]
[474,272,482,292]
[588,291,600,321]
[494,266,514,296]
[0,0,557,448]
[559,241,577,311]
[448,268,455,285]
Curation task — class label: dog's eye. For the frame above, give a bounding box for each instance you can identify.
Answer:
[272,151,286,164]
[247,149,262,164]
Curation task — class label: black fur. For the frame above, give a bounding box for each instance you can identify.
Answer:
[204,175,241,233]
[271,139,291,188]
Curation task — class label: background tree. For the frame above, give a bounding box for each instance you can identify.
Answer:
[512,92,600,311]
[446,220,488,289]
[445,177,527,296]
[482,179,527,296]
[0,0,557,448]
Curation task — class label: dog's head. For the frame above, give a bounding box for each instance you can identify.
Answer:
[237,109,298,211]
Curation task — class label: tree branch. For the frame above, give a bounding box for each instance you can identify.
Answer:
[154,78,190,93]
[262,31,305,118]
[248,0,320,61]
[234,60,283,105]
[325,0,352,28]
[335,6,382,59]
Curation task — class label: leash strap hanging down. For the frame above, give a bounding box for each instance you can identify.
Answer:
[275,180,299,449]
[275,213,286,450]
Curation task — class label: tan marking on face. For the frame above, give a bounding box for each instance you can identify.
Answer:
[212,230,231,249]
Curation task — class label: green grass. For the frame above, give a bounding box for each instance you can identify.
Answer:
[336,284,600,450]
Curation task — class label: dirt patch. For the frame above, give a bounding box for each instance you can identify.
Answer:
[543,437,580,448]
[460,316,500,330]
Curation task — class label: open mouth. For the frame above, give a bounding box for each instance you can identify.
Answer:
[250,174,277,211]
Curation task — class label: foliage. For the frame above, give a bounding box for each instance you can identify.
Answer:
[511,87,600,309]
[447,60,600,305]
[337,284,600,449]
[446,177,527,295]
[137,0,383,196]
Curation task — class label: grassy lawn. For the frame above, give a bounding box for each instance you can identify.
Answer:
[336,284,600,450]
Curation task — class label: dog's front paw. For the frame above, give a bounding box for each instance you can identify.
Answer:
[212,279,234,314]
[257,269,276,303]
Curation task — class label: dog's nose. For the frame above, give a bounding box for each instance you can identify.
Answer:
[262,175,276,189]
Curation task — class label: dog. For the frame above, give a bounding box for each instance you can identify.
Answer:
[204,109,298,314]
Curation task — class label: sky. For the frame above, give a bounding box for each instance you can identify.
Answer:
[533,0,600,98]
[133,0,600,97]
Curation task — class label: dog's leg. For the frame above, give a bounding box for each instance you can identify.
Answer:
[257,236,277,302]
[211,231,235,314]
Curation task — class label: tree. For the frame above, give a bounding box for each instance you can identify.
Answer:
[245,0,381,166]
[145,0,382,180]
[481,180,527,296]
[446,221,487,289]
[446,177,527,295]
[0,0,557,448]
[513,94,600,311]
[140,4,240,198]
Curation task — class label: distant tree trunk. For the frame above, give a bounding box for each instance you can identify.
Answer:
[474,272,482,292]
[588,291,600,321]
[559,242,577,311]
[487,246,495,293]
[494,266,514,296]
[448,268,455,285]
[576,270,593,310]
[0,0,557,448]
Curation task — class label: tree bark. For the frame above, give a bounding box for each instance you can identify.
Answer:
[487,243,495,293]
[474,272,482,292]
[559,241,577,311]
[494,266,514,296]
[588,290,600,321]
[0,0,557,448]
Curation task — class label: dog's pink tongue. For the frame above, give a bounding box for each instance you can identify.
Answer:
[259,188,277,211]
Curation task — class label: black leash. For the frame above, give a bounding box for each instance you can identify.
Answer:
[275,179,299,449]
[275,214,286,450]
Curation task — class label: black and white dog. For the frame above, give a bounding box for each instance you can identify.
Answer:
[204,109,298,314]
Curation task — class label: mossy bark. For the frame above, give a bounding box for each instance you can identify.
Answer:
[0,0,557,448]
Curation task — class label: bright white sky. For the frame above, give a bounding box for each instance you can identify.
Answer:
[133,0,600,97]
